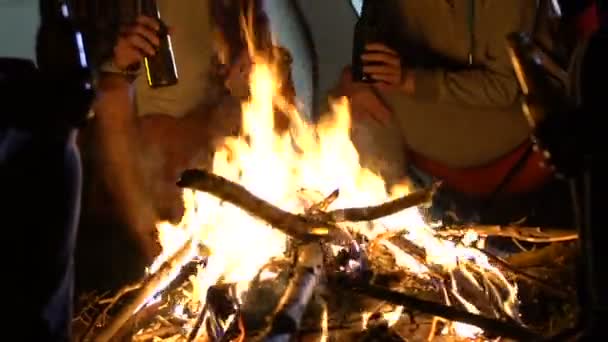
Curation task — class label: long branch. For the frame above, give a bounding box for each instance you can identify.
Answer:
[326,183,438,222]
[178,169,352,244]
[344,282,541,341]
[177,169,435,244]
[436,225,578,243]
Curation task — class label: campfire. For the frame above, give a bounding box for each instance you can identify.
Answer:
[74,15,580,342]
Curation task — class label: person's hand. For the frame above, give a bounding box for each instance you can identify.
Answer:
[112,16,162,70]
[362,43,416,95]
[361,43,403,86]
[334,66,393,125]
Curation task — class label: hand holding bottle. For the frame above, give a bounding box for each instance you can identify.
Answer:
[112,15,161,71]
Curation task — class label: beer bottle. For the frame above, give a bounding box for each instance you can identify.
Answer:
[140,0,178,88]
[352,0,384,82]
[36,0,95,127]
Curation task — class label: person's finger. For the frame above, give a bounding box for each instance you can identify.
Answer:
[132,25,161,47]
[365,89,392,124]
[363,64,399,76]
[352,91,391,125]
[136,15,161,31]
[113,42,145,69]
[361,52,401,67]
[369,73,400,85]
[373,82,398,94]
[127,34,157,56]
[368,102,391,125]
[365,43,399,56]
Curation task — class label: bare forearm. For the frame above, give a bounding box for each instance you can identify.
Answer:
[92,74,158,232]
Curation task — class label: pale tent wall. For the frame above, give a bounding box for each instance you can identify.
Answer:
[0,0,40,61]
[265,0,357,118]
[294,0,357,115]
[264,0,316,119]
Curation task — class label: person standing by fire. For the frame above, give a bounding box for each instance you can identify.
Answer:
[333,0,571,225]
[76,0,276,265]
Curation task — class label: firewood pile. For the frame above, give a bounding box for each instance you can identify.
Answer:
[73,170,579,342]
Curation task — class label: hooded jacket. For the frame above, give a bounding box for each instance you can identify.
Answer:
[378,0,562,168]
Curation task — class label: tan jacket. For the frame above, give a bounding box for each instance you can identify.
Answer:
[379,0,562,167]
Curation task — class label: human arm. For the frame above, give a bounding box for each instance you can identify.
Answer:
[90,16,163,262]
[363,1,563,108]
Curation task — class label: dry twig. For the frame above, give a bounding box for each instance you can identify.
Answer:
[507,242,578,268]
[436,225,578,243]
[325,183,438,222]
[94,240,196,342]
[80,283,142,341]
[133,326,182,341]
[344,282,541,341]
[476,247,574,299]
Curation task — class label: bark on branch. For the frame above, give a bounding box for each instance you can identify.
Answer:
[325,183,438,222]
[178,169,353,244]
[177,169,435,245]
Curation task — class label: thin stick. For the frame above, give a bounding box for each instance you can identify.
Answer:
[345,283,541,341]
[187,303,208,342]
[306,189,340,215]
[325,183,438,222]
[178,169,352,244]
[506,242,577,268]
[80,282,142,342]
[436,225,578,243]
[133,326,182,341]
[475,247,573,299]
[94,240,196,342]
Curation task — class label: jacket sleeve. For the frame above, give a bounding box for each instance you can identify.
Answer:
[411,0,561,108]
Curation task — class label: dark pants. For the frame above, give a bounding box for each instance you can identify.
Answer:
[1,128,81,341]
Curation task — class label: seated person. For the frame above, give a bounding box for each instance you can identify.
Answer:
[332,0,569,225]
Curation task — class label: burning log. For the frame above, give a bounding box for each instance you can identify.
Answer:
[261,243,324,341]
[94,240,197,342]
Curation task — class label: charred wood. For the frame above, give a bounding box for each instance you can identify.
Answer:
[261,243,324,342]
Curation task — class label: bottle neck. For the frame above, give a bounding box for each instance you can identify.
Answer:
[360,0,378,23]
[140,0,161,18]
